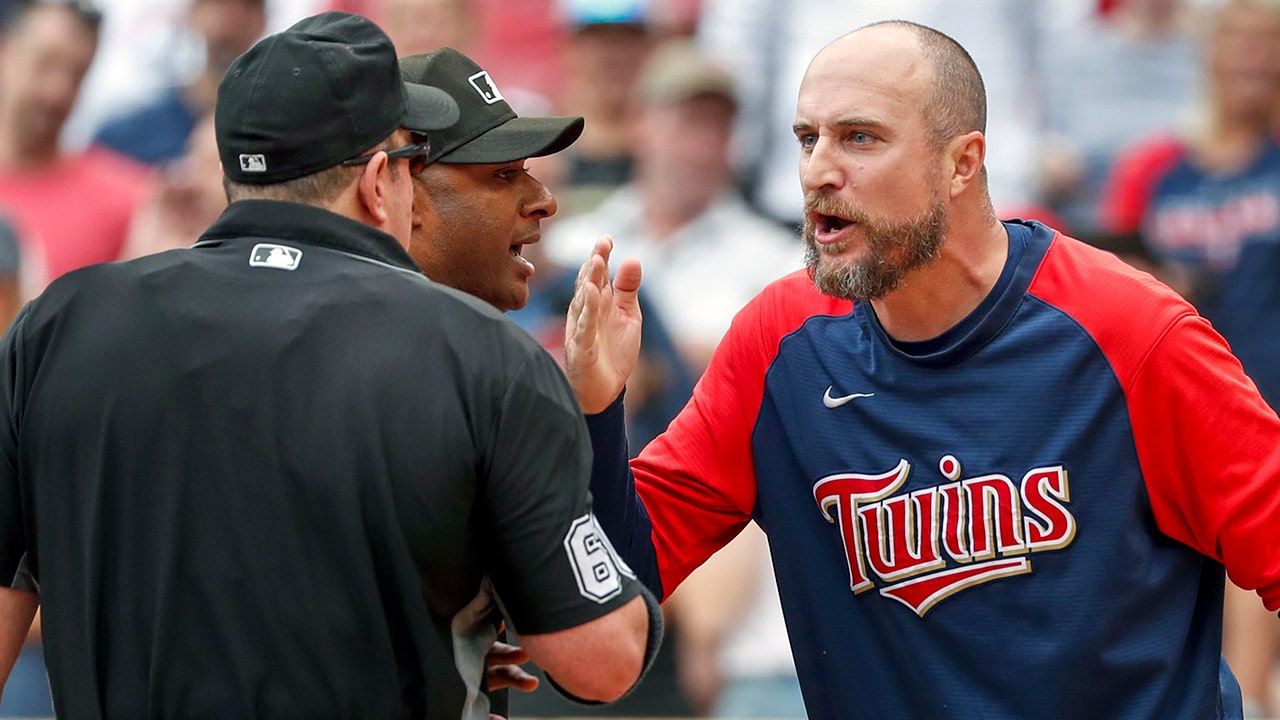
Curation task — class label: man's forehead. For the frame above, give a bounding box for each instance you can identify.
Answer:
[799,32,928,117]
[796,38,930,132]
[808,26,923,80]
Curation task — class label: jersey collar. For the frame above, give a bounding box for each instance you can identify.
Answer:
[196,199,421,273]
[859,220,1054,366]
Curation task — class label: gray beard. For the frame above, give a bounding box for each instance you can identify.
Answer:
[803,194,948,302]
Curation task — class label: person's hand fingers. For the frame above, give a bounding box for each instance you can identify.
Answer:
[569,278,602,362]
[486,641,530,666]
[569,247,609,330]
[593,234,615,267]
[488,663,540,692]
[612,258,643,314]
[574,236,613,293]
[485,640,539,693]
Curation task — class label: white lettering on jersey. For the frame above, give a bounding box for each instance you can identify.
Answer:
[564,512,636,603]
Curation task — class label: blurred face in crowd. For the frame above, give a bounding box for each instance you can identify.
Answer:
[382,0,475,57]
[633,92,735,211]
[795,26,948,302]
[189,0,266,76]
[409,157,557,311]
[1209,0,1280,125]
[0,3,98,155]
[565,24,652,113]
[172,114,229,233]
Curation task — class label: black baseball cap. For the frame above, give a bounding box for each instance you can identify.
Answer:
[398,47,584,165]
[216,11,459,184]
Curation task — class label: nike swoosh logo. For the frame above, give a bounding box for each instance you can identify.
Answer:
[823,387,875,408]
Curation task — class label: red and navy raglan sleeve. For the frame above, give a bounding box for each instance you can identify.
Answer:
[1125,314,1280,610]
[624,272,850,597]
[1032,235,1280,611]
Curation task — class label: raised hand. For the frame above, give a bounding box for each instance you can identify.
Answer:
[564,236,644,414]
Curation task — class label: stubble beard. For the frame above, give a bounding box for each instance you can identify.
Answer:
[802,191,948,302]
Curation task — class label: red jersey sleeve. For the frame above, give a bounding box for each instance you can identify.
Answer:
[631,270,851,593]
[1128,315,1280,609]
[1032,233,1280,610]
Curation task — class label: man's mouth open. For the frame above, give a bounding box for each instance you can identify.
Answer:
[511,245,535,276]
[812,212,855,244]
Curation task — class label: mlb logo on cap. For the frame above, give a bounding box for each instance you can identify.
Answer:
[249,243,302,271]
[468,71,504,104]
[239,154,267,173]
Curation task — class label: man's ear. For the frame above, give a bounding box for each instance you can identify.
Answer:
[947,130,985,198]
[356,151,392,226]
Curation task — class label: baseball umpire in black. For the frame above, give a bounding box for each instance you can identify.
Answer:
[0,11,660,719]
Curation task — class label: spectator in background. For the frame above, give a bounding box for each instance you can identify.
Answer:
[1038,0,1202,236]
[546,38,801,371]
[695,0,1049,227]
[119,112,225,259]
[1100,0,1280,715]
[91,0,266,166]
[1100,0,1280,404]
[381,0,476,55]
[552,0,656,216]
[0,0,150,296]
[0,217,21,331]
[327,0,477,57]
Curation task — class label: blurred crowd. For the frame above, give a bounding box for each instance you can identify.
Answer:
[0,0,1278,717]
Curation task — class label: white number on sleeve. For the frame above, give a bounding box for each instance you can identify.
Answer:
[563,512,636,603]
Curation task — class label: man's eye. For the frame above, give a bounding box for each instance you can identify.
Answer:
[851,132,873,144]
[798,134,817,149]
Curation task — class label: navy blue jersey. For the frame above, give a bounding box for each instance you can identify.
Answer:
[588,220,1280,719]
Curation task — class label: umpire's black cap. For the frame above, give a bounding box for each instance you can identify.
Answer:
[216,11,459,184]
[398,47,583,165]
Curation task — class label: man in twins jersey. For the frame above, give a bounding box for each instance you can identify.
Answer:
[565,19,1280,720]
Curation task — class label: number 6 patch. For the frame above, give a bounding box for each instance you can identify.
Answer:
[563,512,637,603]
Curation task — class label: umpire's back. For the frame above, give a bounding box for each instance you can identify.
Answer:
[0,12,659,717]
[2,205,542,717]
[0,9,590,719]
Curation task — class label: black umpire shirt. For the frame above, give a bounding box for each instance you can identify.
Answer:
[0,200,641,719]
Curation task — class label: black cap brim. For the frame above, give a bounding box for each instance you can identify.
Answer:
[435,115,584,164]
[404,83,459,131]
